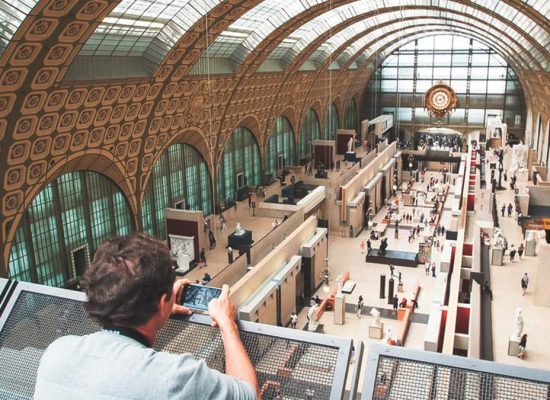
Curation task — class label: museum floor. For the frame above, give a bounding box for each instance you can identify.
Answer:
[185,168,550,390]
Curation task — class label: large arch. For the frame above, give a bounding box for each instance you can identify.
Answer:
[140,142,213,240]
[6,169,135,286]
[265,116,296,182]
[216,126,262,206]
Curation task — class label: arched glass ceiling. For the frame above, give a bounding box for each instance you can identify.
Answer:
[72,0,548,73]
[268,1,547,71]
[78,0,221,68]
[309,13,540,69]
[338,24,530,72]
[358,28,524,73]
[0,0,39,57]
[202,0,548,72]
[203,0,325,62]
[325,19,534,71]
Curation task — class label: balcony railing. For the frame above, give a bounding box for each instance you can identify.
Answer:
[362,344,550,400]
[1,278,549,399]
[0,279,356,400]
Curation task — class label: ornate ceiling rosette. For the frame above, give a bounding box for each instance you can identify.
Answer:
[425,81,458,119]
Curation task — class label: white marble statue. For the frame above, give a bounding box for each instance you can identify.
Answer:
[385,327,393,343]
[493,228,505,248]
[307,304,319,332]
[512,307,524,340]
[235,222,245,236]
[169,234,195,273]
[370,308,382,327]
[347,137,354,153]
[510,143,529,175]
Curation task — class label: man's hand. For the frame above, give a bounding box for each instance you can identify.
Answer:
[171,278,193,316]
[208,284,236,331]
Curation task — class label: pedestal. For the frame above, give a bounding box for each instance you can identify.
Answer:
[516,168,528,182]
[369,324,384,339]
[534,243,550,307]
[345,151,356,162]
[387,278,395,305]
[397,282,404,293]
[525,239,537,257]
[492,247,504,266]
[508,338,520,356]
[334,292,346,325]
[228,230,253,250]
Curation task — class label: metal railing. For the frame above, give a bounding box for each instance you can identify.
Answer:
[0,279,355,400]
[362,345,550,400]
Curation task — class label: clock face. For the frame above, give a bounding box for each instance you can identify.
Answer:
[431,90,450,110]
[425,82,457,118]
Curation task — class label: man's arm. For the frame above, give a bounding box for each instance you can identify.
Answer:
[209,285,260,398]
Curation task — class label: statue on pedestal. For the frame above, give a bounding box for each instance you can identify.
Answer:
[347,137,354,153]
[370,308,382,327]
[511,307,524,340]
[307,304,319,332]
[235,222,245,236]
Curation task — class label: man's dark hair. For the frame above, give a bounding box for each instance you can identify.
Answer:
[85,233,175,327]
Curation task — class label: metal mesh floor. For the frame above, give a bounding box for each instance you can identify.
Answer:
[0,287,348,400]
[370,354,550,400]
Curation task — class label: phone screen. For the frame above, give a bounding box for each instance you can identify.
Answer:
[181,284,222,311]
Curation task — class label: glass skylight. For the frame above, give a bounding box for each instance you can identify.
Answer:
[68,0,548,73]
[79,0,221,67]
[0,0,39,57]
[338,21,531,69]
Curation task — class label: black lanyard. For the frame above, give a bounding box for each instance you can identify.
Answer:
[102,325,152,348]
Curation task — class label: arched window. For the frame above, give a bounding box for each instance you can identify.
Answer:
[142,144,212,239]
[298,109,320,161]
[266,117,296,182]
[344,98,358,131]
[216,127,261,206]
[323,103,339,140]
[9,171,133,287]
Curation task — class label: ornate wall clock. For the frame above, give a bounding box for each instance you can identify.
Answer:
[424,81,458,118]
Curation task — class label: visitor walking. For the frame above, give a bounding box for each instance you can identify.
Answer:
[208,230,216,249]
[510,245,517,261]
[227,246,234,264]
[518,334,528,359]
[521,273,529,296]
[507,203,513,217]
[392,294,399,314]
[290,312,298,329]
[425,260,431,276]
[518,243,525,259]
[356,295,364,318]
[431,262,436,278]
[199,248,207,267]
[501,204,506,217]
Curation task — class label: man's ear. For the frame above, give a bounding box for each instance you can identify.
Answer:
[159,293,171,317]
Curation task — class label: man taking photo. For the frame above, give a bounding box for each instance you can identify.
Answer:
[34,233,259,399]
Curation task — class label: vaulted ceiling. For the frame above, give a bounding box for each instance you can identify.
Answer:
[0,0,548,270]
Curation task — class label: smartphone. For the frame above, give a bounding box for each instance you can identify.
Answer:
[180,284,222,311]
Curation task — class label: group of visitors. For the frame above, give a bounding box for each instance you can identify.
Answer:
[424,261,437,277]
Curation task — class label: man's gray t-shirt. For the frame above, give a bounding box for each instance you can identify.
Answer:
[34,331,256,399]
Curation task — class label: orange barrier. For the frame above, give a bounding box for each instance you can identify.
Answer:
[314,271,350,320]
[397,308,412,345]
